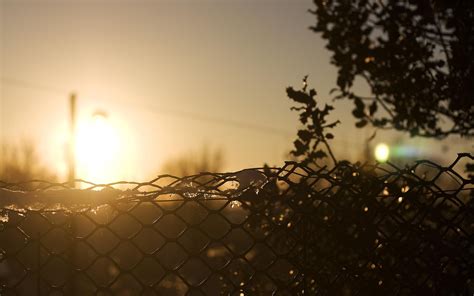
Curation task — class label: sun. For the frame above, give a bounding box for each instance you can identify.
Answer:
[75,111,121,184]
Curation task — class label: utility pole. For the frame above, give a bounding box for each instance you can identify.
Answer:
[67,92,78,295]
[68,93,76,188]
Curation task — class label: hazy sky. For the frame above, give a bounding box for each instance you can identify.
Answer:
[1,0,469,182]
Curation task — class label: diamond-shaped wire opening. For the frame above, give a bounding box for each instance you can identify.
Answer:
[200,214,231,240]
[243,214,272,241]
[222,228,254,256]
[130,202,163,225]
[110,241,142,270]
[225,258,255,288]
[265,228,298,255]
[15,242,40,271]
[85,227,120,255]
[201,242,232,270]
[132,257,166,286]
[113,200,137,213]
[74,240,98,271]
[41,255,70,287]
[178,228,210,255]
[155,214,187,239]
[267,259,298,285]
[0,227,29,254]
[17,212,50,238]
[71,214,97,239]
[178,257,212,287]
[11,273,44,295]
[85,256,120,287]
[156,243,188,271]
[434,170,464,192]
[176,201,209,225]
[108,213,142,239]
[221,202,249,225]
[411,163,441,183]
[245,243,276,270]
[266,202,294,227]
[157,195,184,212]
[312,200,337,224]
[436,197,462,222]
[133,227,166,255]
[42,227,71,254]
[1,257,29,287]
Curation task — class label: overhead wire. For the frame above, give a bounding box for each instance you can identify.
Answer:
[1,76,294,137]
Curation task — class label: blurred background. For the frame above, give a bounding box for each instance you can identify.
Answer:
[1,0,471,184]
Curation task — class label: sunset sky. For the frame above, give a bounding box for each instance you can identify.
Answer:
[1,0,470,182]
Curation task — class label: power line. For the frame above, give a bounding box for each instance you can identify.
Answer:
[1,76,294,137]
[1,76,69,94]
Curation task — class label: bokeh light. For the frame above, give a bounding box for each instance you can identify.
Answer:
[374,143,390,162]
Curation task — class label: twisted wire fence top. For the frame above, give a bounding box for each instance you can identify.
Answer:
[0,154,473,295]
[1,153,472,209]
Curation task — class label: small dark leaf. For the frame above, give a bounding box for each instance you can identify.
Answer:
[369,101,377,116]
[313,150,327,159]
[465,163,474,172]
[326,120,340,128]
[355,120,368,128]
[293,140,306,156]
[286,87,311,104]
[373,118,389,127]
[352,109,365,118]
[325,133,334,139]
[354,97,364,110]
[298,130,312,142]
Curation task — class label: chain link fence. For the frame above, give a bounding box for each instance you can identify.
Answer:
[0,154,473,295]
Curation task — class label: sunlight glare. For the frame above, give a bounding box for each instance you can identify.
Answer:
[76,112,120,184]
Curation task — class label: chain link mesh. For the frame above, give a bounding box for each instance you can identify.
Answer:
[0,154,473,295]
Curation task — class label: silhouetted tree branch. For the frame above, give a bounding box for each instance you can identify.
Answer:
[310,0,474,138]
[287,76,339,167]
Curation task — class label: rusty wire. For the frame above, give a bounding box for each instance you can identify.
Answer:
[0,154,473,295]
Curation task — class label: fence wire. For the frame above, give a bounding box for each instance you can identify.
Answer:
[0,154,473,295]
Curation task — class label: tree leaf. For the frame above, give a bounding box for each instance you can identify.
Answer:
[355,120,368,128]
[293,140,306,156]
[286,87,311,104]
[369,101,377,116]
[313,150,327,159]
[354,97,364,110]
[298,130,312,142]
[352,108,365,118]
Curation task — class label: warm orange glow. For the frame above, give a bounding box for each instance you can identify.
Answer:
[75,112,121,184]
